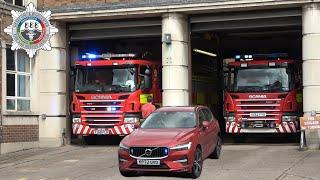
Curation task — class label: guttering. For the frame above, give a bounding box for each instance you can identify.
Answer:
[52,0,319,21]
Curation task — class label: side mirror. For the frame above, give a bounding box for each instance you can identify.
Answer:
[143,68,152,89]
[202,121,209,129]
[134,124,140,129]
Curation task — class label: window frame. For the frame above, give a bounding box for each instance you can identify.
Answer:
[4,0,24,6]
[198,109,207,127]
[6,48,32,112]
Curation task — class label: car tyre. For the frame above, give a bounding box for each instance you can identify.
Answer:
[210,135,222,159]
[189,147,203,179]
[119,170,137,177]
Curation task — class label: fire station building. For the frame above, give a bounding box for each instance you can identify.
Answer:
[1,0,320,154]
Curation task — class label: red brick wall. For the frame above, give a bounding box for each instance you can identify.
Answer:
[1,14,13,43]
[0,125,39,143]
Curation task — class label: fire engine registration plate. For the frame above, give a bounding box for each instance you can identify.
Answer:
[94,128,108,135]
[137,159,160,166]
[250,112,266,117]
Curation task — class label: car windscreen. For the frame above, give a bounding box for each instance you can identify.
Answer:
[140,111,196,129]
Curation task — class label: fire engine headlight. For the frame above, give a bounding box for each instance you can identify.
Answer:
[124,117,139,124]
[170,142,192,151]
[225,114,235,122]
[282,115,297,122]
[72,114,81,123]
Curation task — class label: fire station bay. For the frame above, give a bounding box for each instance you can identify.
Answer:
[1,0,320,154]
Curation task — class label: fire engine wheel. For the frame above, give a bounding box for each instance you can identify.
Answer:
[119,170,137,177]
[232,134,247,143]
[83,136,96,145]
[210,135,222,159]
[189,147,203,179]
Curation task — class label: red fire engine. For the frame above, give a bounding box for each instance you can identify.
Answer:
[224,53,302,135]
[71,53,161,141]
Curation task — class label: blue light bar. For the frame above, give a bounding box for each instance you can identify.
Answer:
[235,53,288,61]
[82,53,98,60]
[81,53,137,60]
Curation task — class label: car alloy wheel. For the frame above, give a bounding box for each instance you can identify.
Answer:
[190,147,202,178]
[210,136,222,159]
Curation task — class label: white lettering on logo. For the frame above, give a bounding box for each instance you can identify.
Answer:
[91,95,112,100]
[248,95,267,99]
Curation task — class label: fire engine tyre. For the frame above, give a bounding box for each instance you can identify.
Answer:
[189,147,203,179]
[119,170,137,177]
[232,134,247,143]
[83,136,96,145]
[210,135,222,159]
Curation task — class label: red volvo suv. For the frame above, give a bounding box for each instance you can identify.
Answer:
[118,106,222,178]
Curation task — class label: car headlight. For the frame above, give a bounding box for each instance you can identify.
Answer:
[72,114,81,123]
[170,142,192,151]
[124,117,139,124]
[282,115,297,122]
[119,143,129,151]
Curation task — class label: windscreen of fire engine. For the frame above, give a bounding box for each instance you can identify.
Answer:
[230,68,291,92]
[141,111,196,129]
[75,66,137,93]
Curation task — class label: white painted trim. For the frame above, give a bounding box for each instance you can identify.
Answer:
[52,0,316,21]
[5,50,32,111]
[2,116,38,125]
[1,41,7,114]
[0,141,39,155]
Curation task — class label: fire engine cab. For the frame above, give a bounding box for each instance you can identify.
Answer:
[224,53,302,135]
[71,53,161,142]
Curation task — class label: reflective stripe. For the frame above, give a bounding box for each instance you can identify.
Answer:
[114,126,121,134]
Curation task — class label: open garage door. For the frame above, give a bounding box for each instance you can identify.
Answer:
[69,18,162,41]
[190,8,302,138]
[190,8,301,33]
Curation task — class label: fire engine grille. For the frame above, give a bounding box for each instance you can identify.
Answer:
[236,99,280,112]
[80,99,124,128]
[130,147,168,158]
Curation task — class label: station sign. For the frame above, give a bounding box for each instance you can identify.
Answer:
[300,116,320,130]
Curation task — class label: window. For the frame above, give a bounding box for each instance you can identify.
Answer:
[4,0,23,6]
[198,109,207,126]
[6,48,31,111]
[203,109,213,121]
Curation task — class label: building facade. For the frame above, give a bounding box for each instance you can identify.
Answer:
[1,0,320,154]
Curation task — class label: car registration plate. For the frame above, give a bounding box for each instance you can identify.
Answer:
[137,159,160,166]
[94,128,108,135]
[250,112,267,117]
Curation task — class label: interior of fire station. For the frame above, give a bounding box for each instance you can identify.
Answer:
[37,4,320,147]
[67,8,302,141]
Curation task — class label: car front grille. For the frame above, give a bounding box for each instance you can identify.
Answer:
[130,147,168,158]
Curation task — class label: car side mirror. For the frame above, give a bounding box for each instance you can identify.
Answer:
[134,124,140,129]
[202,121,209,129]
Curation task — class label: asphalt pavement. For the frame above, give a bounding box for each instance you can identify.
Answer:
[0,136,319,180]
